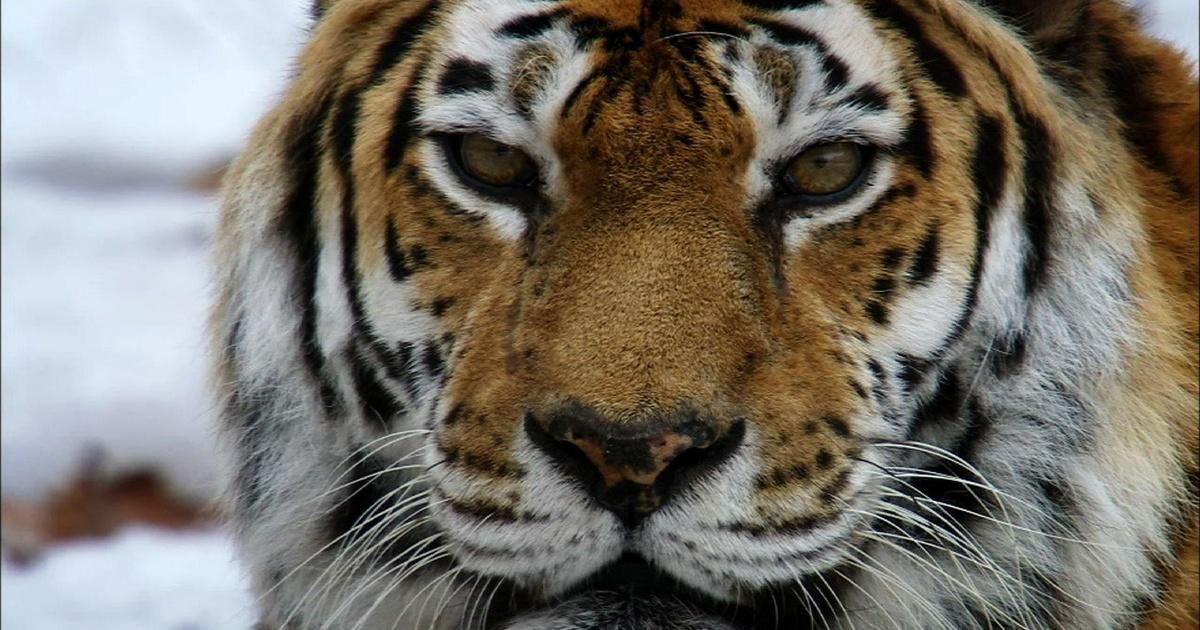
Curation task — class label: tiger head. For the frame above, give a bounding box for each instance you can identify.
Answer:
[212,0,1199,628]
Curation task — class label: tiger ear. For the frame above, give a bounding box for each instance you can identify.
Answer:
[311,0,335,21]
[976,0,1105,74]
[976,0,1090,43]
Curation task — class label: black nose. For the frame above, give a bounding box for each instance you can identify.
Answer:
[524,406,746,528]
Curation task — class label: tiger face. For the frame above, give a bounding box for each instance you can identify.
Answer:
[212,0,1199,628]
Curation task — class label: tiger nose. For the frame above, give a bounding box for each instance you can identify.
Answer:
[524,408,745,528]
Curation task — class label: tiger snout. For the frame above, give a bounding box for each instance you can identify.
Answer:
[524,403,748,527]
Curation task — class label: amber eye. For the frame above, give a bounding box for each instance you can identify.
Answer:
[783,142,866,198]
[455,134,537,189]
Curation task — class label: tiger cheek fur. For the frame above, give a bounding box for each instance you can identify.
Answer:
[213,0,1198,628]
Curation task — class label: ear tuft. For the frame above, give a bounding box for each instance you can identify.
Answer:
[976,0,1106,82]
[976,0,1091,42]
[311,0,334,22]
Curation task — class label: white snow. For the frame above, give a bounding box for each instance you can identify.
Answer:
[0,0,312,183]
[1,0,311,502]
[0,1,1193,628]
[1,527,257,630]
[0,181,224,500]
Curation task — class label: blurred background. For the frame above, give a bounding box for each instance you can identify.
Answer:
[0,1,1195,628]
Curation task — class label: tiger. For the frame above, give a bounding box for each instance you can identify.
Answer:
[209,0,1199,627]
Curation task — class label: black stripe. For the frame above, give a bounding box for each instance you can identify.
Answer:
[369,2,437,84]
[907,220,940,285]
[369,2,439,172]
[347,342,406,430]
[499,8,566,38]
[442,403,465,427]
[392,341,422,400]
[821,54,850,92]
[699,60,744,116]
[823,415,851,438]
[331,87,427,405]
[865,299,889,325]
[1015,109,1054,296]
[747,18,850,92]
[839,84,891,111]
[865,357,888,406]
[864,269,898,326]
[421,342,445,380]
[671,62,710,129]
[327,451,389,540]
[907,369,961,438]
[431,297,454,317]
[402,165,479,220]
[896,352,933,392]
[327,450,437,558]
[279,93,343,414]
[899,94,934,178]
[880,247,906,270]
[872,274,897,301]
[947,113,1008,342]
[989,330,1027,378]
[333,88,372,324]
[665,39,744,117]
[1100,35,1192,199]
[331,87,363,176]
[930,16,1058,301]
[582,75,624,134]
[384,57,430,171]
[560,71,602,119]
[371,341,419,395]
[862,0,966,97]
[384,221,413,282]
[569,16,612,48]
[437,58,495,95]
[668,32,706,64]
[896,398,994,528]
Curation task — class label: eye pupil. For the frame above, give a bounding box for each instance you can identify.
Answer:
[457,134,536,188]
[784,142,865,198]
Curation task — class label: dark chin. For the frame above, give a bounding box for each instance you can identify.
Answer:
[491,554,824,630]
[499,591,738,630]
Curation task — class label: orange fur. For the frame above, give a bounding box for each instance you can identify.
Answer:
[215,0,1199,625]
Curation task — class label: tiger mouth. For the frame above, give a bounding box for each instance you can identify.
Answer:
[491,553,824,630]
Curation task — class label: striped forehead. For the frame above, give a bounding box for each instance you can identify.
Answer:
[418,0,905,138]
[418,0,589,144]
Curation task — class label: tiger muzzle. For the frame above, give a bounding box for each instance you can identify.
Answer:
[524,405,746,528]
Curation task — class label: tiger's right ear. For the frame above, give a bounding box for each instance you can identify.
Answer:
[311,0,335,22]
[975,0,1093,51]
[975,0,1104,79]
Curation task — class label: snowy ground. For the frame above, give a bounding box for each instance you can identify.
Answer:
[0,1,1194,629]
[1,528,257,630]
[1,0,311,503]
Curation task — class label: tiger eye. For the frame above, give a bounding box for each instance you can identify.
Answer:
[457,134,536,188]
[784,142,864,197]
